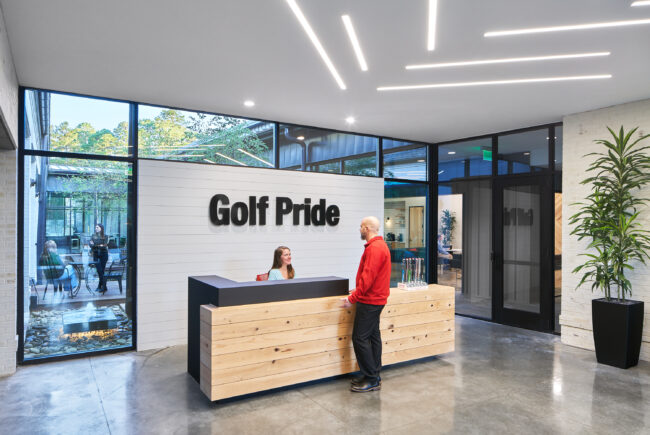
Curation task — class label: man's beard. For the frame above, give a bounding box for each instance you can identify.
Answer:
[360,233,365,240]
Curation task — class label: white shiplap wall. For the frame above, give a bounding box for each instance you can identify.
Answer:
[137,160,384,351]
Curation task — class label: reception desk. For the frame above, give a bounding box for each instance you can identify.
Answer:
[194,281,454,401]
[188,275,350,382]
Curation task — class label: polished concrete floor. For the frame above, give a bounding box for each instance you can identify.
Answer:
[1,316,648,435]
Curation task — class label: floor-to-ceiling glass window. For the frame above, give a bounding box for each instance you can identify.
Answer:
[20,90,134,361]
[438,138,492,319]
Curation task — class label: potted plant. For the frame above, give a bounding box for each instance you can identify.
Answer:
[570,126,650,369]
[440,209,456,248]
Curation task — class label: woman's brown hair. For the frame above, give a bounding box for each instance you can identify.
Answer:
[270,246,295,279]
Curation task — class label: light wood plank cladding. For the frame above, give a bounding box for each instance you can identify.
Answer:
[199,285,454,401]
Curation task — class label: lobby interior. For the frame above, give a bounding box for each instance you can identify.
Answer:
[1,1,650,434]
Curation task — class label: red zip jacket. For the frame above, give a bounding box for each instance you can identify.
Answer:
[348,236,391,305]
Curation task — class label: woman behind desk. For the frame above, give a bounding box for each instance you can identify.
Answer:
[268,246,296,280]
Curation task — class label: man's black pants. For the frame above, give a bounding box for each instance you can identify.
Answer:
[352,302,385,381]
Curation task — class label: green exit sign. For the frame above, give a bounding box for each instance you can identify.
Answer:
[483,150,492,161]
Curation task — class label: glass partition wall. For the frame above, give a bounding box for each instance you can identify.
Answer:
[19,86,563,364]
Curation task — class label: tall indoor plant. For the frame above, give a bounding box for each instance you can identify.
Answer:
[570,126,650,368]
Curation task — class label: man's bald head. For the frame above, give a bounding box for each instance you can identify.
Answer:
[362,216,380,232]
[360,216,381,241]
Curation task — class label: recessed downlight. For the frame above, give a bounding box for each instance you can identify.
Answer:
[346,116,356,124]
[286,0,347,90]
[632,1,650,6]
[342,15,368,71]
[377,74,611,91]
[448,151,456,155]
[485,18,650,37]
[244,100,255,107]
[406,52,610,70]
[524,152,530,155]
[297,136,305,140]
[417,159,425,162]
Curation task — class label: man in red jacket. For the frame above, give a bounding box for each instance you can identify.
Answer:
[341,216,391,392]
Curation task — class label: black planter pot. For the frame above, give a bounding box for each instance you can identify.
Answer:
[592,298,644,369]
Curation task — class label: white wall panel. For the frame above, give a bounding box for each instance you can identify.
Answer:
[137,160,384,351]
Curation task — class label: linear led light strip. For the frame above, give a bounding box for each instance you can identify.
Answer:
[215,152,247,166]
[377,74,611,92]
[632,1,650,6]
[406,51,610,70]
[428,0,438,50]
[341,15,368,71]
[237,148,274,167]
[286,0,347,90]
[485,18,650,37]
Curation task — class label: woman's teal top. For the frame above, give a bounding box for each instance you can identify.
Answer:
[268,269,296,280]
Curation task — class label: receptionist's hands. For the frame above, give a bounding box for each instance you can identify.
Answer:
[340,297,352,309]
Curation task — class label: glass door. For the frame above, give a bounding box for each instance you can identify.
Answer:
[493,175,553,331]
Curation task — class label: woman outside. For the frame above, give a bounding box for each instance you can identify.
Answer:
[268,246,296,280]
[39,240,77,294]
[89,223,109,293]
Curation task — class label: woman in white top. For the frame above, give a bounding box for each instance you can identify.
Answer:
[268,246,296,280]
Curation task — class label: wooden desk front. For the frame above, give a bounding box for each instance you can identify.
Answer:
[199,284,454,401]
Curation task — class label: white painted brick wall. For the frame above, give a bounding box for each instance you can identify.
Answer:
[561,98,650,361]
[0,149,17,376]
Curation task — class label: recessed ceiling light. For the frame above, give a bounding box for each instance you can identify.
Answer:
[377,74,611,91]
[346,116,355,124]
[448,151,456,155]
[428,0,438,51]
[417,159,425,162]
[286,0,347,90]
[524,152,530,155]
[632,1,650,6]
[237,148,274,167]
[406,52,610,70]
[215,152,247,166]
[297,136,305,140]
[342,15,368,71]
[438,170,445,174]
[546,137,550,140]
[485,18,650,37]
[244,100,255,107]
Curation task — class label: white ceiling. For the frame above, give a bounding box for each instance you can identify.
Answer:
[2,0,649,143]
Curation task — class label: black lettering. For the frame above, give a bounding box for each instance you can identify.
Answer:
[257,196,269,225]
[231,202,248,225]
[276,197,293,225]
[325,205,340,226]
[303,198,311,225]
[209,194,230,225]
[311,199,326,226]
[293,204,304,225]
[248,196,256,225]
